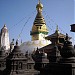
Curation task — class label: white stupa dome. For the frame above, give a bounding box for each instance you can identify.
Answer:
[20,40,51,53]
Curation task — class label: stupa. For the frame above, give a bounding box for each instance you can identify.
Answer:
[20,0,51,53]
[0,24,10,53]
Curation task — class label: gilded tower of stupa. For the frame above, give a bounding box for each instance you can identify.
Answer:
[30,0,48,40]
[20,0,51,53]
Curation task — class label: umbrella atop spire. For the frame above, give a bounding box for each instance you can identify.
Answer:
[36,0,43,12]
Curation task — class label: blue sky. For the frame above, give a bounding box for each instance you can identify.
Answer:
[0,0,74,44]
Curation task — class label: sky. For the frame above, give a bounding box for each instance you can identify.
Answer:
[0,0,74,44]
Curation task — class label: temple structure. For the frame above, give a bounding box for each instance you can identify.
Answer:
[0,40,40,75]
[0,24,10,53]
[33,34,75,75]
[0,0,75,75]
[38,26,70,53]
[20,0,51,53]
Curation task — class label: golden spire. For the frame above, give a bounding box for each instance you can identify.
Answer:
[56,25,58,31]
[55,25,60,34]
[30,0,48,40]
[36,0,43,12]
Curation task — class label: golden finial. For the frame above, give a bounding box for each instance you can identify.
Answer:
[55,25,60,34]
[56,25,58,31]
[36,0,43,12]
[56,25,59,32]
